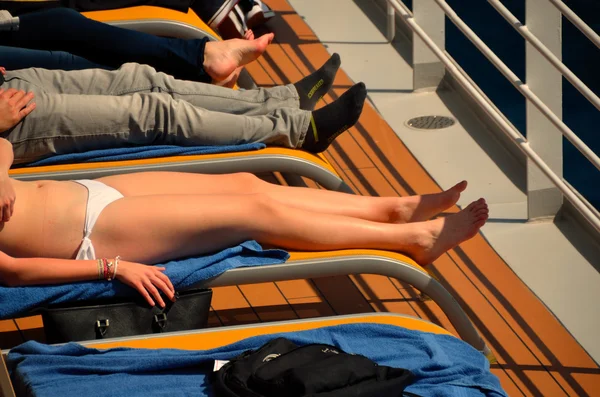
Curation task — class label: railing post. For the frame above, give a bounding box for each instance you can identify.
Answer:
[526,0,563,219]
[412,0,445,90]
[387,1,396,42]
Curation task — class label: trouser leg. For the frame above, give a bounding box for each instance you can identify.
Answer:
[6,90,310,164]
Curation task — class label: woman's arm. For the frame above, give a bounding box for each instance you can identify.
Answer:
[0,251,175,307]
[0,83,35,222]
[0,138,15,222]
[0,138,12,173]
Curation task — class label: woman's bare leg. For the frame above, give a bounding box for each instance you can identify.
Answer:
[99,172,467,224]
[92,193,488,265]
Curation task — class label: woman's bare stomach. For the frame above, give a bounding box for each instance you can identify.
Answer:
[0,179,88,259]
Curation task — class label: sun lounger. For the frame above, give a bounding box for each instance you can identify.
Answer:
[1,313,505,397]
[1,244,491,359]
[82,6,221,41]
[9,147,351,192]
[23,6,346,192]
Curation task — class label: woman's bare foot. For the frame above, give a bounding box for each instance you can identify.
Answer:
[203,33,274,83]
[404,198,488,265]
[390,181,467,223]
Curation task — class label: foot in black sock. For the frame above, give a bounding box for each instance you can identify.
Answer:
[301,82,367,153]
[293,53,341,110]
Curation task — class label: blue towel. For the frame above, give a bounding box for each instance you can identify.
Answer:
[7,323,507,397]
[0,241,288,319]
[24,144,265,167]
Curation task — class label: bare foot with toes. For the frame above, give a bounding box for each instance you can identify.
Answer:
[405,198,489,265]
[203,33,274,83]
[391,181,467,223]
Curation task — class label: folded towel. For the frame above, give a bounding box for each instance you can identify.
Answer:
[23,143,265,167]
[0,240,288,319]
[7,323,507,397]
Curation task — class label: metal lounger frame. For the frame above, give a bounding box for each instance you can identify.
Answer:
[201,253,490,355]
[12,150,353,192]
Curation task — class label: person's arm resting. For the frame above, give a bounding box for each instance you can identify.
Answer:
[0,251,98,287]
[0,251,176,307]
[0,139,15,222]
[0,138,13,174]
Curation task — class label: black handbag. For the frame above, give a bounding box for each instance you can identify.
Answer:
[40,288,212,344]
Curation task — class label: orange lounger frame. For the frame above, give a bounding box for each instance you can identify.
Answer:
[10,148,351,192]
[85,313,454,350]
[83,6,221,41]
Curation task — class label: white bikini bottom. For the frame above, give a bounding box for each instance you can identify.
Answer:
[73,180,124,260]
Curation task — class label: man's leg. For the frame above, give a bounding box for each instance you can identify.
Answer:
[7,90,310,164]
[7,63,301,116]
[6,52,342,115]
[0,45,109,71]
[2,8,211,82]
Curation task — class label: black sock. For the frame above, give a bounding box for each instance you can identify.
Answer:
[293,53,341,110]
[301,82,367,153]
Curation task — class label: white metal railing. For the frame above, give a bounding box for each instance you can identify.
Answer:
[548,0,600,50]
[384,0,600,233]
[438,0,600,173]
[487,0,600,113]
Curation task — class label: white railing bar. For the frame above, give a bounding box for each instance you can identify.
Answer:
[433,0,600,173]
[548,0,600,50]
[387,0,600,232]
[488,0,600,113]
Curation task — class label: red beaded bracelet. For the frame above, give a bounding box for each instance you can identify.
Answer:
[102,258,109,281]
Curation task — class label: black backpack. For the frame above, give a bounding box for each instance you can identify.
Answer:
[214,337,417,397]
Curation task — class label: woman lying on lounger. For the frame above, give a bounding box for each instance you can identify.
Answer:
[0,139,489,307]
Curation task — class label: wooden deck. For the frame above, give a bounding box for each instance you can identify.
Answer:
[1,1,599,395]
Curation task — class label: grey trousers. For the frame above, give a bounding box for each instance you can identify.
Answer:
[2,63,310,164]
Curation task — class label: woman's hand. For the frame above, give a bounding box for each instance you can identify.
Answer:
[115,260,176,307]
[0,88,36,133]
[0,174,15,223]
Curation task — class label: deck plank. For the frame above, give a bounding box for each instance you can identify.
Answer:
[238,283,298,322]
[210,286,260,326]
[277,279,336,318]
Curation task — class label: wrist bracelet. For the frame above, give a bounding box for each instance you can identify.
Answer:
[97,259,104,280]
[102,258,108,281]
[113,256,120,279]
[106,258,114,281]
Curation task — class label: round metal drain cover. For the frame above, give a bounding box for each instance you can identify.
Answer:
[406,115,455,130]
